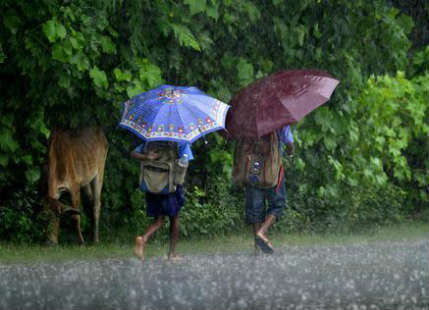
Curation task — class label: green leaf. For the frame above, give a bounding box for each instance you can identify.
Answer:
[205,4,219,20]
[4,12,21,35]
[296,158,306,171]
[236,58,254,86]
[328,156,345,180]
[363,168,373,178]
[52,43,67,62]
[89,66,108,89]
[221,53,236,71]
[43,18,67,43]
[63,40,73,56]
[25,167,40,184]
[243,2,261,22]
[313,23,321,39]
[126,80,145,98]
[56,23,67,40]
[0,131,19,152]
[295,25,307,46]
[100,36,116,54]
[43,19,57,43]
[171,24,201,51]
[184,0,207,15]
[0,154,9,167]
[114,68,132,82]
[58,73,71,89]
[323,136,337,151]
[22,155,33,165]
[70,52,90,71]
[139,63,162,88]
[70,37,79,49]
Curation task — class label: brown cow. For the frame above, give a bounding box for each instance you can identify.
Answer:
[46,126,108,245]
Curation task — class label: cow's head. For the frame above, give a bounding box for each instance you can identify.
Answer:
[42,163,80,245]
[44,195,80,246]
[48,196,80,216]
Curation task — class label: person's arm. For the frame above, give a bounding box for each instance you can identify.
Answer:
[285,142,294,156]
[178,142,194,161]
[130,144,160,161]
[130,150,147,160]
[280,126,294,157]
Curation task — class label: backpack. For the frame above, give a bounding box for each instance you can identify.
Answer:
[139,142,188,194]
[232,132,281,189]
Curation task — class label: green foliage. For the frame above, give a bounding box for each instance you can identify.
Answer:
[352,71,429,209]
[0,0,427,243]
[411,45,429,75]
[0,192,48,243]
[181,181,244,238]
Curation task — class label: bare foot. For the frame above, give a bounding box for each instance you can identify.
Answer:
[167,254,183,263]
[134,236,146,261]
[255,231,274,254]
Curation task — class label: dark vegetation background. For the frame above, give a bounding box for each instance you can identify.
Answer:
[0,0,428,243]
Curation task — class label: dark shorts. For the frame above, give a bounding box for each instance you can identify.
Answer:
[145,185,185,218]
[245,173,286,224]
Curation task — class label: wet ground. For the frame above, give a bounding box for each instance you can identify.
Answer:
[0,239,428,310]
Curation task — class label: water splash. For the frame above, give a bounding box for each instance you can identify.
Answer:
[0,240,428,310]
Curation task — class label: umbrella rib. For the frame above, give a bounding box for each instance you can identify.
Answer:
[174,101,187,139]
[180,93,206,139]
[185,94,215,119]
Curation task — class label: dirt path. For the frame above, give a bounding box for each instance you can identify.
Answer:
[0,239,428,310]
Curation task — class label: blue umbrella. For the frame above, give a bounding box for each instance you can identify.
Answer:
[119,85,230,143]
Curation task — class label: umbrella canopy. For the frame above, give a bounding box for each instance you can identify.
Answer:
[120,85,230,143]
[226,70,340,138]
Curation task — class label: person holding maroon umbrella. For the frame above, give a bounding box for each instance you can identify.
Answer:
[227,70,339,254]
[234,125,295,254]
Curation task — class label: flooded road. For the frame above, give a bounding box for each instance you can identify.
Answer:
[1,239,428,310]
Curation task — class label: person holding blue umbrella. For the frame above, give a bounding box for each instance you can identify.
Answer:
[120,85,229,263]
[131,140,193,262]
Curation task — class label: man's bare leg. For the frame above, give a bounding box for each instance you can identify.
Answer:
[135,216,165,261]
[256,214,276,250]
[253,223,262,255]
[167,215,181,262]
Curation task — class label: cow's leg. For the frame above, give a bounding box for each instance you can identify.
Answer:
[92,173,104,243]
[46,197,61,245]
[82,184,94,206]
[47,211,60,245]
[93,146,107,244]
[70,187,85,244]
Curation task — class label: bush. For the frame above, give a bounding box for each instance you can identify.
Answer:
[1,1,427,243]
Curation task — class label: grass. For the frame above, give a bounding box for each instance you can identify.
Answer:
[0,221,428,265]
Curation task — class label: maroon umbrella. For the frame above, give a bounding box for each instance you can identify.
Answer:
[226,70,340,138]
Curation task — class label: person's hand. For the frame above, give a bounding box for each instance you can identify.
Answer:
[145,151,160,161]
[286,142,294,157]
[130,150,159,161]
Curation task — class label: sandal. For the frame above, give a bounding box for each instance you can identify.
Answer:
[255,236,274,254]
